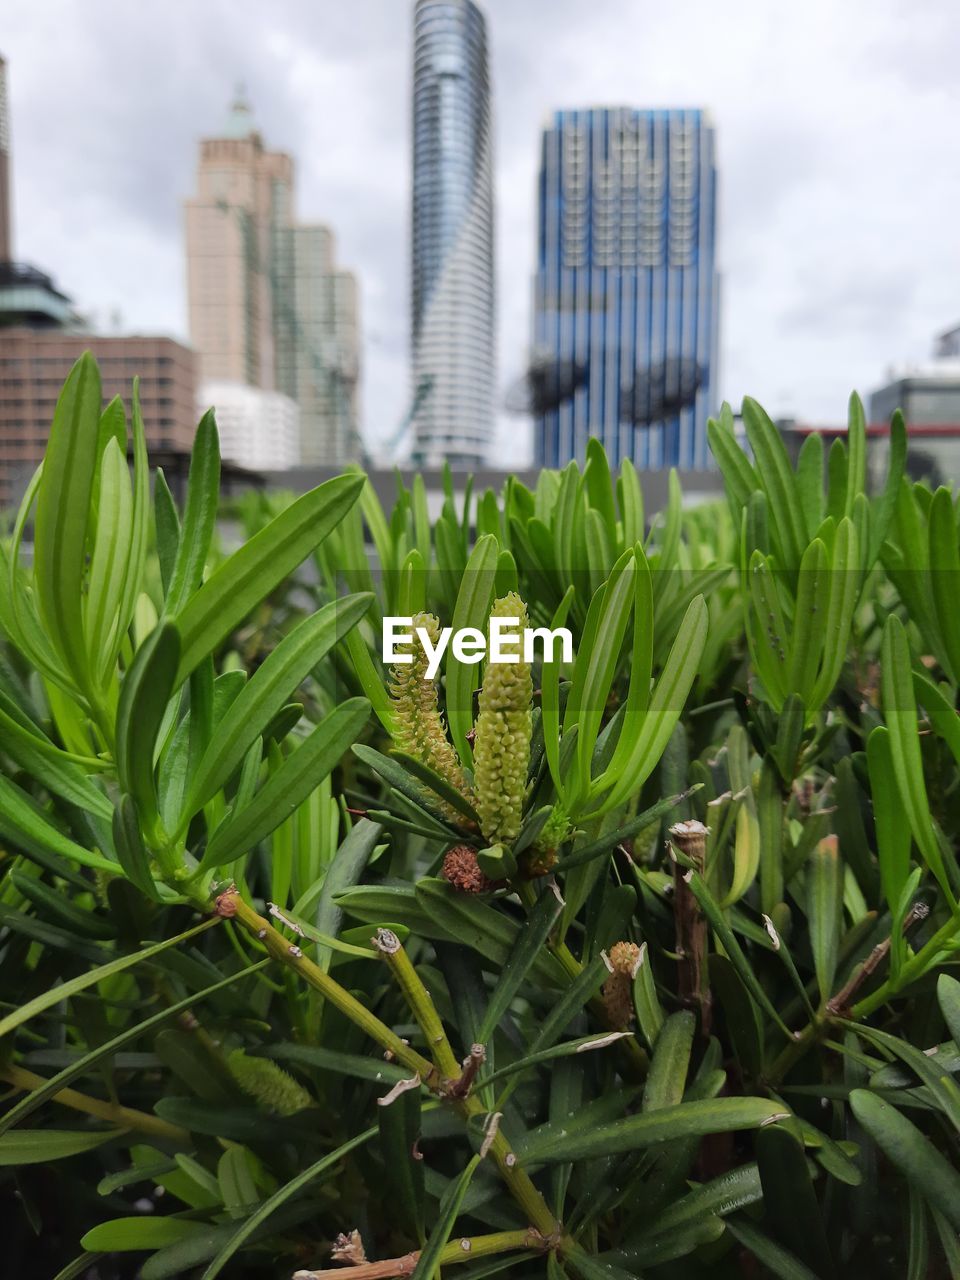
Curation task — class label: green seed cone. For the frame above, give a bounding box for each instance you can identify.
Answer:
[389,611,475,822]
[473,592,533,844]
[228,1049,312,1116]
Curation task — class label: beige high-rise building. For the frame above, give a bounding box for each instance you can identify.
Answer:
[185,94,360,468]
[1,55,13,263]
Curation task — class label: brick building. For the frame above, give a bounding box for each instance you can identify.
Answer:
[0,330,198,508]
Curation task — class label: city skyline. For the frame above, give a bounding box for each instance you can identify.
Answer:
[3,0,959,466]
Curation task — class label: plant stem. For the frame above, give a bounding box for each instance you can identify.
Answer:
[372,928,461,1080]
[851,910,959,1019]
[372,919,561,1238]
[669,821,713,1035]
[2,1065,190,1145]
[470,1110,561,1238]
[224,894,437,1086]
[292,1229,544,1279]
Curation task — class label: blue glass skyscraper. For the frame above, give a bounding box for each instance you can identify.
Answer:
[533,108,719,470]
[411,0,495,467]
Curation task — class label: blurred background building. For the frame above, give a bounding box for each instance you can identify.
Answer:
[201,378,299,472]
[410,0,495,468]
[185,92,360,470]
[0,331,198,507]
[0,54,206,508]
[779,326,960,489]
[531,107,719,470]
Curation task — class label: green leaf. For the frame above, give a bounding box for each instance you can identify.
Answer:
[154,468,180,593]
[199,697,370,872]
[477,885,564,1042]
[200,1125,378,1279]
[618,457,645,548]
[725,1218,821,1280]
[707,404,760,511]
[307,817,384,971]
[929,486,960,683]
[380,1084,425,1244]
[84,436,133,682]
[557,789,696,871]
[0,1127,125,1166]
[0,697,112,818]
[788,537,827,702]
[217,1148,260,1219]
[352,743,463,832]
[850,1089,960,1230]
[116,622,180,833]
[446,534,499,765]
[590,595,707,814]
[807,836,844,1002]
[81,1217,204,1252]
[261,1042,407,1085]
[164,409,221,616]
[343,623,395,735]
[389,750,482,825]
[632,942,665,1050]
[186,594,371,817]
[914,670,960,772]
[721,795,761,908]
[757,1123,834,1277]
[541,587,576,800]
[870,408,907,563]
[567,1250,638,1280]
[742,395,807,569]
[939,974,960,1049]
[845,392,866,518]
[796,432,824,538]
[867,726,912,911]
[112,794,162,900]
[635,1161,763,1238]
[0,773,115,873]
[0,918,218,1039]
[567,550,636,802]
[174,473,364,685]
[642,1011,694,1111]
[414,879,563,983]
[808,516,860,710]
[520,1097,789,1164]
[853,1022,960,1134]
[32,351,102,689]
[410,1155,481,1280]
[880,615,952,899]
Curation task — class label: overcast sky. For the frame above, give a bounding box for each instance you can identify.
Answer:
[4,0,959,463]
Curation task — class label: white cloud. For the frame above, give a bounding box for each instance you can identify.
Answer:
[4,0,959,465]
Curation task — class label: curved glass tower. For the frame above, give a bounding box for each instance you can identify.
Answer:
[411,0,494,467]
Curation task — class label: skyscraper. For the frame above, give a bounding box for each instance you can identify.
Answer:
[185,94,360,468]
[0,55,12,263]
[411,0,495,467]
[533,107,719,470]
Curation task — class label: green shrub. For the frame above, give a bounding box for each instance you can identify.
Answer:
[2,355,960,1278]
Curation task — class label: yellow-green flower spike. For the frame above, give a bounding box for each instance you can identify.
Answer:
[473,592,533,844]
[389,611,474,821]
[228,1048,312,1116]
